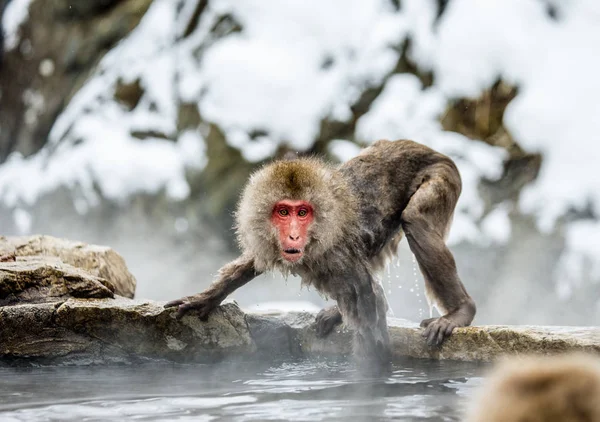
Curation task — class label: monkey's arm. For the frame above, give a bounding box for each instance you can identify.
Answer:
[164,256,261,319]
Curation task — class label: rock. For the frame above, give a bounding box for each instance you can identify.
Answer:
[388,320,600,361]
[277,313,600,362]
[114,77,143,110]
[245,313,305,357]
[0,257,115,305]
[0,235,136,298]
[0,300,599,366]
[0,300,255,364]
[251,311,600,362]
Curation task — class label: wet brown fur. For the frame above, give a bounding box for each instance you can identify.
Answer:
[165,139,476,371]
[466,354,600,422]
[236,157,363,278]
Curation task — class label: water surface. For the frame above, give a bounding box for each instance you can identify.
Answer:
[0,358,486,421]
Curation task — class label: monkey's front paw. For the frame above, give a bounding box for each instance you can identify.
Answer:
[420,317,456,347]
[315,306,343,337]
[164,294,217,320]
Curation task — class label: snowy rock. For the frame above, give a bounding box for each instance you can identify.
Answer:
[0,0,152,162]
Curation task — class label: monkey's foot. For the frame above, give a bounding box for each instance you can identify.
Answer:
[164,294,218,320]
[315,306,343,337]
[420,317,457,347]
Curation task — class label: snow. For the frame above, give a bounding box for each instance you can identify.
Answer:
[1,0,32,51]
[481,205,512,245]
[0,110,201,206]
[423,0,600,235]
[0,0,204,208]
[199,0,406,151]
[421,0,600,282]
[328,140,362,163]
[0,0,599,283]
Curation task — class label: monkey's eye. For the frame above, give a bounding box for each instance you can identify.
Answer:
[298,209,308,217]
[278,209,289,216]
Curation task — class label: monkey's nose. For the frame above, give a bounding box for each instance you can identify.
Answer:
[289,235,300,241]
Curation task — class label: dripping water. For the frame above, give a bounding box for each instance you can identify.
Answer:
[386,261,393,296]
[380,270,395,318]
[412,254,427,320]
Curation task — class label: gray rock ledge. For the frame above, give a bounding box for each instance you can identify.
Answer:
[1,299,598,365]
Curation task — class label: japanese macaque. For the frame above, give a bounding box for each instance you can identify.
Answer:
[165,139,476,370]
[466,353,600,422]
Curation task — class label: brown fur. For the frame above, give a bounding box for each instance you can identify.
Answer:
[466,354,600,422]
[236,157,362,277]
[165,139,476,371]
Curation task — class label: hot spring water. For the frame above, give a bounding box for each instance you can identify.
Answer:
[0,357,486,421]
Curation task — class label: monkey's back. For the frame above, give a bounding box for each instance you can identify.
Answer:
[339,139,460,261]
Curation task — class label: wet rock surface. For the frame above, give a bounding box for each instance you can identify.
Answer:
[253,311,600,362]
[0,300,255,364]
[1,299,599,366]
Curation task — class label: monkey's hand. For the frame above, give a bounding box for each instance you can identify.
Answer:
[420,317,457,347]
[421,299,476,347]
[315,306,343,337]
[164,293,219,320]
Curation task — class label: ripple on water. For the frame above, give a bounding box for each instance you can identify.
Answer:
[0,358,486,421]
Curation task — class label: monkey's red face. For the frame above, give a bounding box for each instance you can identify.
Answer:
[271,200,314,263]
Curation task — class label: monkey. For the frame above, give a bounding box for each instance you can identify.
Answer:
[465,353,600,422]
[165,139,476,370]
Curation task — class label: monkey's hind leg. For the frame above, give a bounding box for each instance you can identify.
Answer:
[334,270,391,375]
[315,306,343,337]
[316,279,390,343]
[401,173,476,347]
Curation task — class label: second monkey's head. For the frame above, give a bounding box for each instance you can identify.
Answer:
[235,158,359,273]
